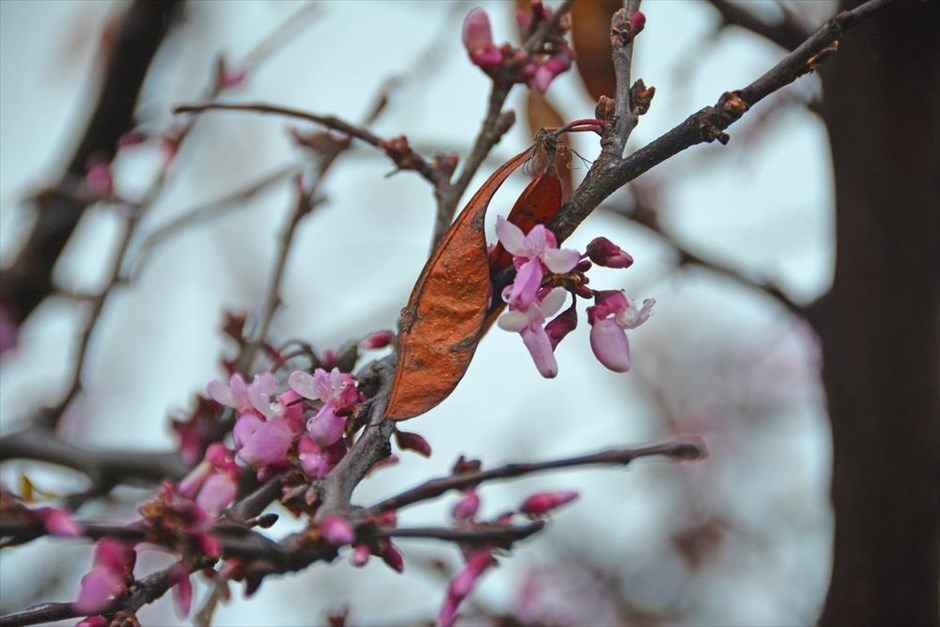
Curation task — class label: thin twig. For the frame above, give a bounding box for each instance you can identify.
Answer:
[124,162,303,281]
[174,102,444,188]
[373,521,546,549]
[370,439,705,513]
[607,0,644,157]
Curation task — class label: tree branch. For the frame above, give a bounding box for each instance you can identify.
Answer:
[370,438,705,513]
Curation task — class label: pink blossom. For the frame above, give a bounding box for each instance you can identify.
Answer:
[351,543,371,567]
[321,515,356,546]
[438,551,495,627]
[76,617,108,627]
[75,539,136,613]
[498,287,568,378]
[289,368,358,446]
[462,8,502,69]
[179,444,239,517]
[34,507,83,537]
[587,291,655,372]
[171,563,192,617]
[395,430,432,457]
[519,490,579,517]
[236,418,295,467]
[298,436,347,479]
[208,372,279,419]
[84,158,113,197]
[585,236,634,268]
[496,216,580,276]
[452,489,480,522]
[529,45,575,94]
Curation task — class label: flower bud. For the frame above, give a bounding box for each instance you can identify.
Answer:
[519,490,579,517]
[321,515,356,546]
[586,237,634,268]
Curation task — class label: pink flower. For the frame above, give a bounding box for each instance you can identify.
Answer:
[462,8,502,69]
[585,237,634,268]
[170,563,192,618]
[236,417,295,467]
[289,368,358,446]
[587,291,655,372]
[498,287,568,378]
[529,44,575,94]
[520,490,579,517]
[75,539,136,613]
[438,551,495,627]
[452,488,480,522]
[496,216,580,275]
[298,436,347,479]
[179,443,239,517]
[208,372,279,419]
[321,515,356,546]
[351,543,371,567]
[34,507,83,537]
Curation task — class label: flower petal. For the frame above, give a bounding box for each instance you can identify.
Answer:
[541,247,581,274]
[590,318,631,372]
[307,404,347,446]
[522,326,558,378]
[495,215,527,256]
[237,419,294,466]
[507,260,544,309]
[288,370,320,400]
[538,287,567,318]
[206,380,235,407]
[497,310,531,333]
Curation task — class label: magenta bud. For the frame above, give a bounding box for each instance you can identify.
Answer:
[381,543,405,573]
[360,330,396,350]
[377,509,398,526]
[586,237,634,268]
[575,259,593,272]
[395,430,432,457]
[630,11,646,30]
[452,489,480,522]
[321,515,356,546]
[351,543,371,567]
[544,304,578,350]
[519,490,579,517]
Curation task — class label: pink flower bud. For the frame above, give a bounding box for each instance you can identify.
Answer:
[171,564,192,617]
[630,11,646,30]
[377,509,398,526]
[586,237,634,268]
[381,543,405,573]
[351,543,371,567]
[544,304,578,350]
[519,490,579,517]
[462,8,502,69]
[321,516,356,546]
[395,430,432,457]
[77,617,109,627]
[452,489,480,522]
[360,330,396,350]
[84,161,113,197]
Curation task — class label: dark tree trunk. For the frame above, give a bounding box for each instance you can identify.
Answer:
[815,1,939,624]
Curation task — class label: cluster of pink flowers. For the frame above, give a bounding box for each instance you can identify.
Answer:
[202,367,361,485]
[495,217,654,377]
[462,2,575,94]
